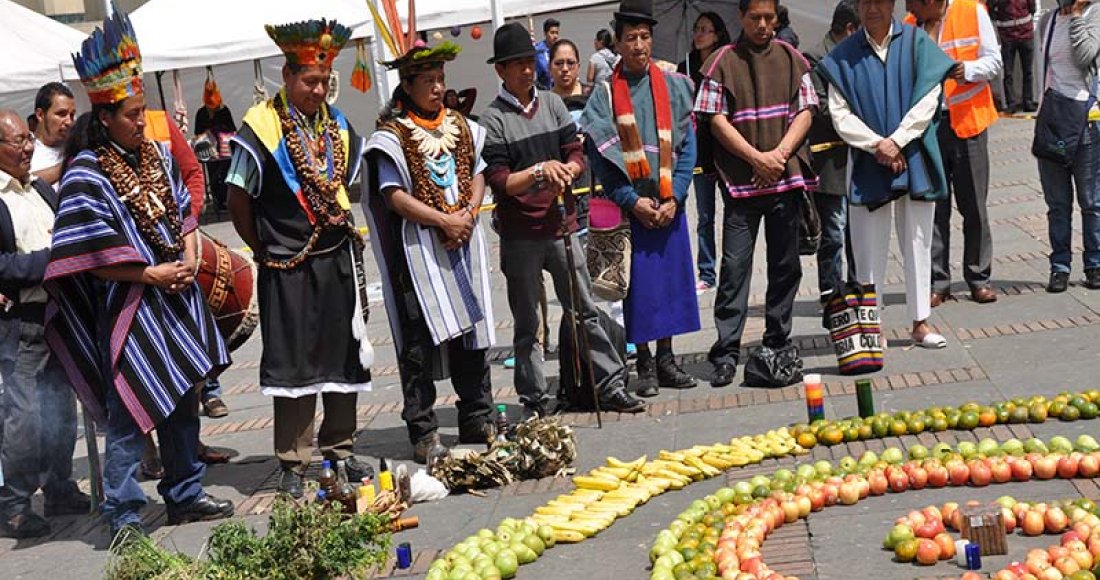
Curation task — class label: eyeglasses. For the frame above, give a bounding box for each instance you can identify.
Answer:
[0,134,32,149]
[552,59,578,68]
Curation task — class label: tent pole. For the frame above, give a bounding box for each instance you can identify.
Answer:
[155,72,167,111]
[491,0,504,32]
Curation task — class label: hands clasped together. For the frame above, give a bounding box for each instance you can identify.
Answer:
[632,197,678,230]
[874,138,907,175]
[146,261,196,295]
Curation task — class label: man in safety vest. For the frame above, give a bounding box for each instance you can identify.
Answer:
[906,0,1003,307]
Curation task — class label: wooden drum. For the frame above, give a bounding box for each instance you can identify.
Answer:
[196,230,258,352]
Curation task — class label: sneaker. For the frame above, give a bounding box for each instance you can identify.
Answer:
[1048,272,1070,293]
[503,357,516,369]
[1086,268,1100,290]
[202,397,229,418]
[277,469,304,499]
[695,280,714,295]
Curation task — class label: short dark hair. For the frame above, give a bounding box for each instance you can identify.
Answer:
[596,29,614,50]
[830,1,860,35]
[34,82,73,114]
[739,0,780,13]
[613,19,652,41]
[543,18,560,34]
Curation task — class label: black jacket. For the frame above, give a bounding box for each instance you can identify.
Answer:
[0,177,58,310]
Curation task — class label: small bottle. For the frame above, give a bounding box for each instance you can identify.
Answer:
[356,484,376,514]
[336,460,357,513]
[316,489,329,505]
[856,379,875,418]
[378,458,394,492]
[495,404,511,442]
[318,460,338,497]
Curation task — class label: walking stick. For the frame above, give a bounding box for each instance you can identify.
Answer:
[82,406,103,512]
[557,193,602,429]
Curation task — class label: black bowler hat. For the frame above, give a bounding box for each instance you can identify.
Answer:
[613,0,658,27]
[486,22,537,64]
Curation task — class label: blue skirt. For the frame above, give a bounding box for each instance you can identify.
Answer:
[624,211,701,344]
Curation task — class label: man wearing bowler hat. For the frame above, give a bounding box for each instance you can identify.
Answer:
[480,22,644,417]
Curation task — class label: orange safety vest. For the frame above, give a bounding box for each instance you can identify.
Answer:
[905,0,998,138]
[143,110,172,145]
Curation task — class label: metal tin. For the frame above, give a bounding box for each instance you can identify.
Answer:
[855,379,874,417]
[965,542,982,570]
[396,542,413,569]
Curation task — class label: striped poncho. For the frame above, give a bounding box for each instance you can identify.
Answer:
[44,143,229,433]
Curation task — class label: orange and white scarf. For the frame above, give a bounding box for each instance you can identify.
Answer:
[611,61,674,200]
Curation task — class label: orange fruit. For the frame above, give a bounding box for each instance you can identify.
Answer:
[977,408,997,427]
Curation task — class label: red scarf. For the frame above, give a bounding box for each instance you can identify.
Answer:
[611,61,674,200]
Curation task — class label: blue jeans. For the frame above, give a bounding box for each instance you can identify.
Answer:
[202,378,222,401]
[1040,123,1100,273]
[813,193,857,299]
[102,382,205,530]
[693,173,720,285]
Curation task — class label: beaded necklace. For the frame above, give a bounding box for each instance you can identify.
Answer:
[384,109,474,214]
[97,141,184,261]
[263,96,361,270]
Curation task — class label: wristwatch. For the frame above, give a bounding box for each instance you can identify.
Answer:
[532,162,545,184]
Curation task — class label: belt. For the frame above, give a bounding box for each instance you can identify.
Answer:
[811,141,847,153]
[8,302,46,324]
[995,16,1033,28]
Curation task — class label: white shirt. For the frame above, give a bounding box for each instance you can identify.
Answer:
[828,24,943,154]
[0,170,54,304]
[29,138,64,188]
[936,0,1003,84]
[1048,12,1092,101]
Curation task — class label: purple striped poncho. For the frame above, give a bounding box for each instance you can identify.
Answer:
[44,144,229,433]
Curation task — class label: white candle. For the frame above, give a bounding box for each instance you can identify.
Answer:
[955,540,969,567]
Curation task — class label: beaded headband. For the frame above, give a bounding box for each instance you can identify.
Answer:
[265,19,352,69]
[72,5,144,106]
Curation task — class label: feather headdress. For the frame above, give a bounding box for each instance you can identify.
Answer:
[265,18,352,69]
[72,4,144,105]
[367,0,460,73]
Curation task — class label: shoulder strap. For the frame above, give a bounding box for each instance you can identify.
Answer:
[1043,12,1057,72]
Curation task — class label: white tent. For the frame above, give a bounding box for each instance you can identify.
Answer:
[0,0,86,94]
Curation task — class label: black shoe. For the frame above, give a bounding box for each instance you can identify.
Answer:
[1086,268,1100,290]
[343,456,375,483]
[1022,101,1038,113]
[44,483,92,517]
[458,420,497,445]
[1048,271,1070,293]
[1,510,51,539]
[656,355,697,389]
[1004,102,1020,114]
[413,432,449,465]
[635,383,659,398]
[277,469,304,499]
[166,494,234,525]
[599,388,646,413]
[109,522,146,551]
[521,402,547,422]
[711,363,736,388]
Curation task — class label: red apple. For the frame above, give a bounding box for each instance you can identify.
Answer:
[934,532,956,560]
[1047,507,1070,534]
[1023,510,1046,536]
[868,472,888,496]
[991,459,1013,483]
[888,471,909,493]
[909,466,929,490]
[808,488,825,511]
[1058,456,1081,479]
[1049,545,1070,562]
[838,482,860,506]
[1070,549,1093,571]
[947,460,970,486]
[927,465,949,488]
[1034,456,1058,480]
[1081,454,1100,477]
[1003,507,1018,533]
[822,484,839,506]
[970,461,993,487]
[916,538,941,565]
[1054,555,1081,575]
[1012,459,1034,482]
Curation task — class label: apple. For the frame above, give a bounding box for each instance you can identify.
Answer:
[915,521,940,539]
[1046,507,1070,534]
[868,472,888,496]
[934,532,956,560]
[1034,456,1058,480]
[970,461,993,487]
[916,538,941,565]
[781,500,800,523]
[927,465,949,488]
[838,483,860,506]
[1058,456,1080,479]
[1081,454,1100,477]
[1023,510,1046,536]
[795,494,812,518]
[1012,459,1034,481]
[888,471,909,493]
[991,459,1013,483]
[1054,555,1080,575]
[884,524,915,550]
[1069,549,1092,571]
[822,484,839,506]
[808,488,825,511]
[947,460,970,486]
[1003,507,1018,534]
[1048,545,1070,562]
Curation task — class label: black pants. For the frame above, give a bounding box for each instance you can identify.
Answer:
[709,191,802,366]
[1002,38,1035,107]
[0,320,78,517]
[392,271,493,445]
[932,125,993,293]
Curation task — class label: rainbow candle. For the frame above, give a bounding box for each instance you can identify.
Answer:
[804,374,825,422]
